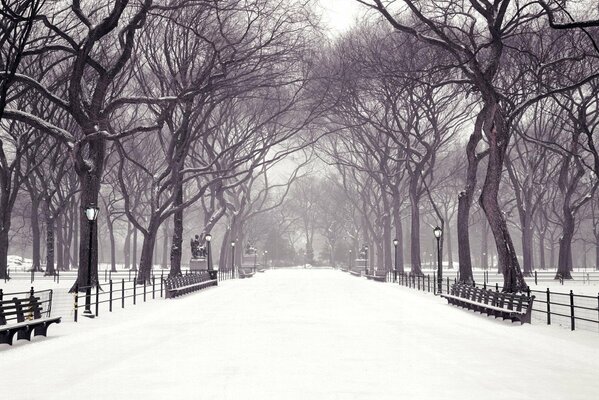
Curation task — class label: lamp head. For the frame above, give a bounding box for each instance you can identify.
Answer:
[205,233,212,242]
[231,241,235,247]
[433,226,442,239]
[393,238,398,246]
[84,204,100,221]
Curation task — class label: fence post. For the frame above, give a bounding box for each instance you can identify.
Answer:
[152,276,156,299]
[570,290,575,331]
[133,278,137,305]
[109,280,113,312]
[496,283,499,292]
[31,269,34,284]
[534,271,538,285]
[417,276,420,291]
[433,272,436,295]
[446,277,449,294]
[74,284,78,322]
[143,279,147,302]
[122,279,125,309]
[427,275,430,292]
[105,270,107,282]
[95,285,99,317]
[129,269,131,282]
[160,276,164,298]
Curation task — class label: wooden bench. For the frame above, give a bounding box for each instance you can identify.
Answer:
[366,270,387,282]
[349,267,362,277]
[165,272,217,299]
[239,267,256,279]
[1,294,61,345]
[440,283,535,324]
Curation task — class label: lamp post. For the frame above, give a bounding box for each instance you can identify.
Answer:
[205,233,217,280]
[393,238,399,282]
[364,245,369,275]
[434,226,443,294]
[349,249,352,271]
[83,204,99,318]
[205,232,213,267]
[231,241,236,279]
[264,250,268,269]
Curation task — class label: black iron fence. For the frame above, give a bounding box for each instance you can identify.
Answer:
[350,268,599,334]
[72,269,236,322]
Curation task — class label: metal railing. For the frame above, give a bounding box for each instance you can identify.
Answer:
[349,268,599,334]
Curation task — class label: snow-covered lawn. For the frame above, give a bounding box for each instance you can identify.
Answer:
[1,269,598,400]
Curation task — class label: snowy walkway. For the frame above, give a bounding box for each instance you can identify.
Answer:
[2,269,598,400]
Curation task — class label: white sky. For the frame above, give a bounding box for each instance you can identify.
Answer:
[317,0,365,36]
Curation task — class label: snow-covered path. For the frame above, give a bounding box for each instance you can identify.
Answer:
[2,269,598,400]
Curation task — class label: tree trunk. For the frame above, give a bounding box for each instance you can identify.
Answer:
[479,109,526,293]
[481,222,489,270]
[31,197,42,272]
[538,233,546,270]
[521,221,534,276]
[56,213,64,271]
[124,222,131,270]
[162,218,169,269]
[138,226,159,284]
[456,110,485,284]
[169,183,184,277]
[446,221,453,269]
[63,212,72,270]
[219,228,231,271]
[107,218,117,272]
[396,217,404,273]
[409,185,422,276]
[555,211,575,280]
[382,213,392,271]
[132,227,138,271]
[0,228,9,279]
[73,199,79,269]
[45,208,55,276]
[70,137,105,293]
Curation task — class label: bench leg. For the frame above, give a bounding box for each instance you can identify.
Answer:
[0,329,20,345]
[17,326,34,342]
[34,319,60,337]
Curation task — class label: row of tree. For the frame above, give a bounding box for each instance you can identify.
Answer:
[0,0,327,290]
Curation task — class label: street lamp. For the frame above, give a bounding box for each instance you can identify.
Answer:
[264,250,269,269]
[231,241,236,278]
[393,238,399,282]
[364,245,369,275]
[205,233,212,271]
[349,249,353,271]
[433,226,443,294]
[83,204,99,318]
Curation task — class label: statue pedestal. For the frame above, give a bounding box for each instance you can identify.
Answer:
[190,258,208,271]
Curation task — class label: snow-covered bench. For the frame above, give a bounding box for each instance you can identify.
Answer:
[440,283,535,324]
[0,293,61,345]
[165,272,217,299]
[239,267,256,279]
[365,270,387,282]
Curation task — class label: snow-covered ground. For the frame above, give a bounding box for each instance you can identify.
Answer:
[1,268,598,400]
